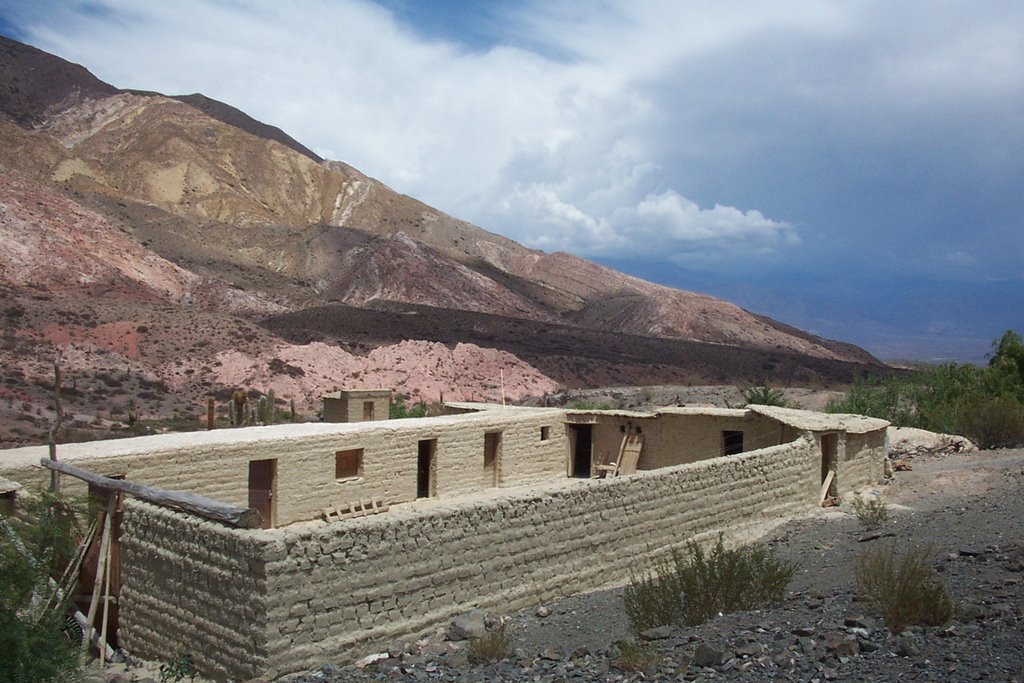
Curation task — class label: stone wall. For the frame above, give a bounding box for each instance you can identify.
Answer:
[118,501,269,681]
[257,436,821,676]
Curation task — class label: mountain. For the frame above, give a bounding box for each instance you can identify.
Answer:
[0,35,885,446]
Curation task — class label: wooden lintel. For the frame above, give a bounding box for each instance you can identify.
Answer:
[39,459,262,529]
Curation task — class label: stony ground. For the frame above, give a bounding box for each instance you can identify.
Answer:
[273,446,1024,683]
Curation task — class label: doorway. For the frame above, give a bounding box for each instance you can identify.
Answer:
[484,432,502,487]
[820,433,838,499]
[248,459,277,529]
[417,439,436,498]
[362,401,375,421]
[568,424,593,478]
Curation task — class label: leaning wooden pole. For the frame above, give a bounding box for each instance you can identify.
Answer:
[81,495,114,662]
[39,459,262,528]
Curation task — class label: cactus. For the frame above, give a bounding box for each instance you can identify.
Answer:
[265,388,276,424]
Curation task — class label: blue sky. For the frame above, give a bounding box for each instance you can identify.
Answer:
[1,0,1022,362]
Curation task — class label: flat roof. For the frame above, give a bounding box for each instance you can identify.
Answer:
[747,405,889,434]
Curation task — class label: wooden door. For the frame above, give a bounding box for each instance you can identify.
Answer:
[248,459,277,529]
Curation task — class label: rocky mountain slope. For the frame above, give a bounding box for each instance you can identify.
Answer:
[0,34,886,446]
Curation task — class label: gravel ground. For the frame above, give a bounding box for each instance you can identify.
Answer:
[282,447,1024,683]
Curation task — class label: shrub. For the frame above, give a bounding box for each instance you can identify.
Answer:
[467,623,512,663]
[610,640,662,673]
[852,496,889,530]
[957,394,1024,449]
[1,493,86,682]
[743,384,788,407]
[856,545,953,631]
[159,654,198,683]
[623,535,796,632]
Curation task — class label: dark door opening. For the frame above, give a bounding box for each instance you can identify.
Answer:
[569,424,593,478]
[363,401,374,421]
[417,439,436,498]
[820,433,838,500]
[484,432,501,487]
[248,459,277,529]
[722,430,744,456]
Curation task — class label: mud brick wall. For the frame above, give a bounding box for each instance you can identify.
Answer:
[839,430,887,491]
[0,408,569,526]
[118,501,270,681]
[259,436,821,676]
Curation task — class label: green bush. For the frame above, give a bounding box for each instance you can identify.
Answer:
[957,394,1024,450]
[1,493,86,682]
[856,545,953,631]
[743,384,788,407]
[623,535,796,632]
[389,396,428,419]
[827,329,1024,448]
[851,496,890,530]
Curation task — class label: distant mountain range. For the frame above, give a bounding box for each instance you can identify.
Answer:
[0,35,884,446]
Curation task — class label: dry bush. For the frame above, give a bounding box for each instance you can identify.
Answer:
[852,496,890,530]
[623,535,796,632]
[611,640,662,673]
[467,622,512,663]
[856,544,953,631]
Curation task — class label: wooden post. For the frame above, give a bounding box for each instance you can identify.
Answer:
[98,494,117,665]
[500,368,506,406]
[48,350,63,493]
[39,459,263,528]
[81,496,114,661]
[207,396,215,430]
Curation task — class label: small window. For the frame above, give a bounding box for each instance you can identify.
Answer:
[335,449,364,480]
[540,426,550,441]
[722,431,744,456]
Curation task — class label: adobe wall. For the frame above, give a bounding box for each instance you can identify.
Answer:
[0,409,568,526]
[257,436,820,676]
[118,501,270,681]
[838,429,887,492]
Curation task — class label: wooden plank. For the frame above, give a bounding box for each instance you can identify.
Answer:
[618,435,643,476]
[819,470,836,506]
[40,459,262,529]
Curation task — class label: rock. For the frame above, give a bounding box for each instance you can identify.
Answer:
[447,609,487,641]
[534,605,551,618]
[826,638,860,657]
[641,624,675,641]
[538,648,562,661]
[692,643,723,668]
[797,636,816,654]
[354,652,389,668]
[897,634,922,657]
[734,642,762,657]
[792,627,816,637]
[959,548,982,557]
[858,638,881,653]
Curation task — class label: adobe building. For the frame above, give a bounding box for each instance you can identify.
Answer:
[0,403,888,680]
[322,388,392,423]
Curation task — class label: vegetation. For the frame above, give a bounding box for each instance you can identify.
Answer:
[623,535,796,632]
[389,396,429,419]
[610,640,663,673]
[828,330,1024,448]
[467,623,513,663]
[856,545,953,631]
[158,654,199,683]
[742,384,788,407]
[570,400,613,410]
[1,493,87,683]
[852,496,890,531]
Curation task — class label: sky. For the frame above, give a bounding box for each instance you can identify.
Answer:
[1,0,1022,363]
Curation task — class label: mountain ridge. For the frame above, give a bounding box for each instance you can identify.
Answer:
[0,34,886,446]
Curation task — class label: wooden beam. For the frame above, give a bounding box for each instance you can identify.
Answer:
[39,459,262,529]
[818,470,836,506]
